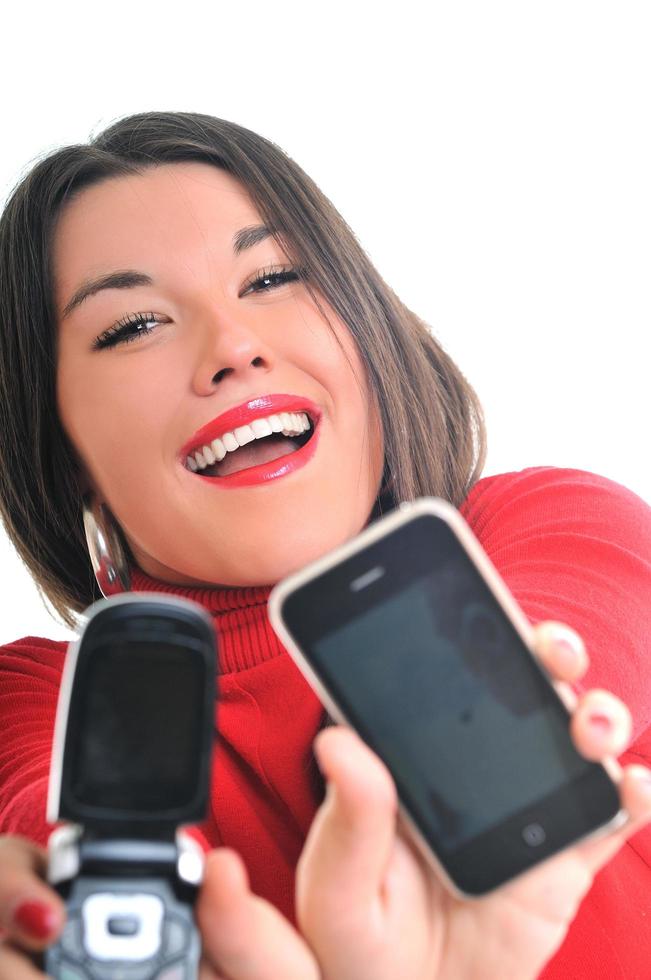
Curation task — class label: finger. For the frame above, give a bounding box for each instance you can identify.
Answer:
[532,621,589,683]
[297,726,397,934]
[198,954,227,980]
[574,764,651,873]
[0,837,64,952]
[0,940,48,979]
[570,689,632,761]
[196,848,319,980]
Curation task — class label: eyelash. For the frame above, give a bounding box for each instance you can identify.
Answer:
[91,265,304,351]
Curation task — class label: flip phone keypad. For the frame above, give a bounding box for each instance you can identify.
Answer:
[45,878,198,980]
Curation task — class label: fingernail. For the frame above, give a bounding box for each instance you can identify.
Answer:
[12,900,58,939]
[556,638,580,657]
[588,712,612,734]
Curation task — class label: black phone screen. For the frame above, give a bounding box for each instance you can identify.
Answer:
[69,641,205,811]
[314,579,588,851]
[283,513,619,889]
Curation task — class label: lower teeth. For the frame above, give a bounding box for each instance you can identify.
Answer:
[197,427,313,477]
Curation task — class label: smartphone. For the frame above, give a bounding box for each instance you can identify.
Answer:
[268,497,624,897]
[44,593,216,980]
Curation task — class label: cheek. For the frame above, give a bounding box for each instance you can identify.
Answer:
[56,348,169,495]
[327,335,385,479]
[298,316,385,491]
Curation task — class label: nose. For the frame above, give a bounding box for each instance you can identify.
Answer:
[191,313,274,396]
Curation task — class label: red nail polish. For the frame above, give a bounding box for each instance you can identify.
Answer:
[588,713,612,733]
[12,900,58,939]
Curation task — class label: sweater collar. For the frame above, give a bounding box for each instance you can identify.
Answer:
[130,567,283,674]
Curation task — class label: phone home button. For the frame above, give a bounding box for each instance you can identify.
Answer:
[522,822,547,847]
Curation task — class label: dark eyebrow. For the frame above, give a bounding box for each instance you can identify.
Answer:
[232,224,272,255]
[62,270,153,319]
[62,225,273,319]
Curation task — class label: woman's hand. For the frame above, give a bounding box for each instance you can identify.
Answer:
[296,621,651,980]
[0,835,65,979]
[196,849,319,979]
[4,625,647,980]
[0,833,319,980]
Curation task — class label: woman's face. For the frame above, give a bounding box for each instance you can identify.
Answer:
[55,162,384,587]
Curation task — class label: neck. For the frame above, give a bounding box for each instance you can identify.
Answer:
[130,565,283,673]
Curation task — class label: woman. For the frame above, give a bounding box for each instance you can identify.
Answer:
[0,111,649,979]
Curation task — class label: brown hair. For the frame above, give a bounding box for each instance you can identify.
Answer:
[0,111,487,628]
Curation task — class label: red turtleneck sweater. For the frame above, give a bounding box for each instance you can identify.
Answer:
[1,466,650,979]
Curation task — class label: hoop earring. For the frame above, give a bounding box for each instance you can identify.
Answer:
[82,495,131,596]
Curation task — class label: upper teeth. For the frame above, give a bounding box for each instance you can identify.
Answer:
[187,411,312,472]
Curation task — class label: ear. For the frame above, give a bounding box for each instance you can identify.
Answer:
[77,474,95,497]
[64,438,97,500]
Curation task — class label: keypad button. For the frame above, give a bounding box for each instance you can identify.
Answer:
[157,961,188,980]
[107,915,140,936]
[58,961,87,980]
[89,958,159,980]
[60,914,84,958]
[81,892,163,962]
[163,916,188,956]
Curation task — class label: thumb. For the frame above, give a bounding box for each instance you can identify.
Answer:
[297,726,398,934]
[196,848,319,980]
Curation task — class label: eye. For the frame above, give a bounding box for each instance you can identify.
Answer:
[239,265,304,297]
[92,312,169,351]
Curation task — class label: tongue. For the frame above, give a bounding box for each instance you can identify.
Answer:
[215,434,300,477]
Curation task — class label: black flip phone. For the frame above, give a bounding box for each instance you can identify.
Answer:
[44,594,216,980]
[269,497,623,897]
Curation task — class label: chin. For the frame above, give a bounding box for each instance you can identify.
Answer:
[215,518,364,588]
[134,490,377,589]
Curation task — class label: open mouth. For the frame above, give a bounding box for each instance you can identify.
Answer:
[186,410,317,480]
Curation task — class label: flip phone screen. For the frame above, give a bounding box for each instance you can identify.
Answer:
[270,499,622,896]
[45,594,216,980]
[71,642,206,811]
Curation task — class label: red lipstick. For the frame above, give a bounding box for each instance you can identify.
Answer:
[181,393,322,490]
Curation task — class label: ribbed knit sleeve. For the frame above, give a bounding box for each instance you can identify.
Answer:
[460,466,651,980]
[0,636,66,844]
[461,465,651,738]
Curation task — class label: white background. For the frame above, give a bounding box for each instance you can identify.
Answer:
[0,2,649,643]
